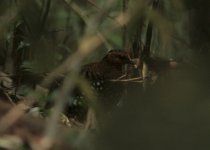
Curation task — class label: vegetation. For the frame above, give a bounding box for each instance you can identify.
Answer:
[0,0,210,150]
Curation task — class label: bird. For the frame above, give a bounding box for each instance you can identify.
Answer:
[65,49,134,122]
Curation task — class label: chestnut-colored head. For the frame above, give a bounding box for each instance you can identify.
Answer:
[102,49,134,65]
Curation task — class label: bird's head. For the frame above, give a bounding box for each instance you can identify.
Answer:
[102,49,134,66]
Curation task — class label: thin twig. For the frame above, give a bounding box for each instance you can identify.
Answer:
[84,108,96,131]
[110,77,143,82]
[4,92,16,106]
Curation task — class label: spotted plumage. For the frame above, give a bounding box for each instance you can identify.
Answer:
[67,49,134,121]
